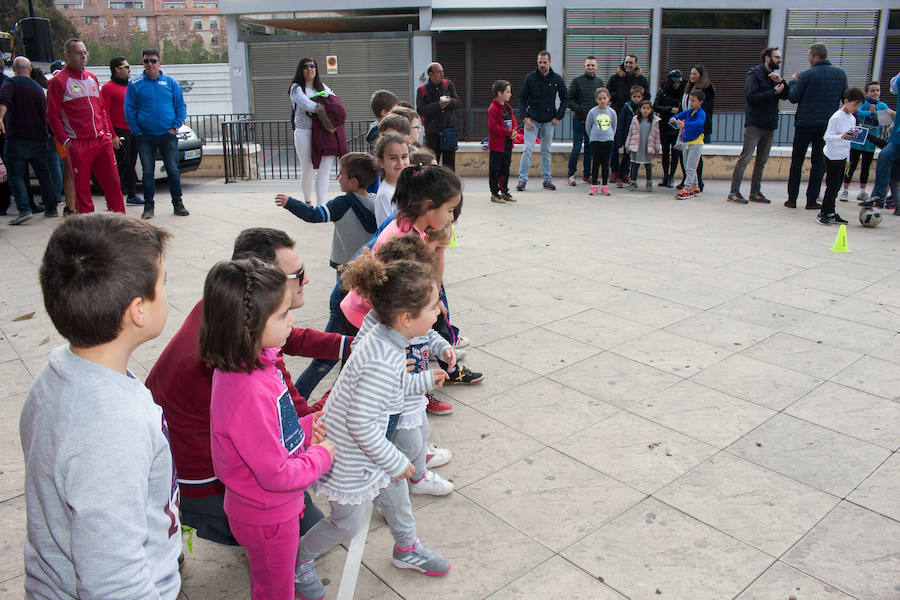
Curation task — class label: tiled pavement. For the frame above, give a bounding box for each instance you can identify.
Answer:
[0,176,898,599]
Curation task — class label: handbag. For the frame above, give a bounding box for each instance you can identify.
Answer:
[438,126,458,152]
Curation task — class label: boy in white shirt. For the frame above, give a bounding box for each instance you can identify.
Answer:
[818,87,865,225]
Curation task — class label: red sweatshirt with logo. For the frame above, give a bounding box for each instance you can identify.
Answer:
[46,66,115,144]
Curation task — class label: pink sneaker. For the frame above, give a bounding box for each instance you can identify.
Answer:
[600,185,611,196]
[589,185,598,195]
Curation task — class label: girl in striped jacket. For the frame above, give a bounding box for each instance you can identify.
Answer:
[295,252,453,600]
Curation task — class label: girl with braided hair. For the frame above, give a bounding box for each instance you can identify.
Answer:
[199,258,335,600]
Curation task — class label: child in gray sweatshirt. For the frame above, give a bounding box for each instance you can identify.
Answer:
[584,87,618,194]
[20,214,181,599]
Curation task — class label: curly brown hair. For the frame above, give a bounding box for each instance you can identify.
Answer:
[341,252,436,325]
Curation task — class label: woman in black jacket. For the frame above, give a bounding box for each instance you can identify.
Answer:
[678,65,715,191]
[653,70,684,187]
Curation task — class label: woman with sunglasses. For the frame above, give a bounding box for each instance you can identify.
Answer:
[100,57,143,206]
[290,58,337,207]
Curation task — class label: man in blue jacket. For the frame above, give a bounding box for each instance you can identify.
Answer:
[785,43,848,210]
[125,48,189,219]
[516,51,567,192]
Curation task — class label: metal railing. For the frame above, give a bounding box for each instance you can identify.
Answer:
[184,113,253,144]
[222,119,371,182]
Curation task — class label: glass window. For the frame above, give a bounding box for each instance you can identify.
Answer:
[193,18,202,30]
[662,10,766,30]
[209,16,217,29]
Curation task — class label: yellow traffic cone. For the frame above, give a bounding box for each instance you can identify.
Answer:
[831,224,849,253]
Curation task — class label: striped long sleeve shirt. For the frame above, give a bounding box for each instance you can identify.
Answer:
[314,321,434,504]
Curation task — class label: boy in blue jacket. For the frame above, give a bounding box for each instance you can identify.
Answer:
[670,90,706,199]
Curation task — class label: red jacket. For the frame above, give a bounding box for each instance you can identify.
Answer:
[310,94,348,168]
[145,299,352,498]
[46,65,115,144]
[100,79,129,130]
[487,99,517,152]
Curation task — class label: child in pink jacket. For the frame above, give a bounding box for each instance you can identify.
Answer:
[200,258,335,600]
[624,101,661,192]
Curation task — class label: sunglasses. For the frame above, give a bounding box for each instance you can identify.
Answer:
[117,65,130,70]
[302,63,316,70]
[143,58,159,64]
[286,266,305,287]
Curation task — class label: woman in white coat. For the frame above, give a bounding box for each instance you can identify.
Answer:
[290,58,334,206]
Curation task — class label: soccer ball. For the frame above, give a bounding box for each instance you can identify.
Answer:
[859,207,882,227]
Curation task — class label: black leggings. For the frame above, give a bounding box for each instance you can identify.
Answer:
[844,148,874,186]
[630,162,653,182]
[590,140,612,185]
[660,136,680,178]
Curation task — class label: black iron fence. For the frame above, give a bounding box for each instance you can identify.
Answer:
[184,113,253,143]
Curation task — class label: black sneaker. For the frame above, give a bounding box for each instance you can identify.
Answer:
[141,205,155,220]
[44,208,59,217]
[784,199,796,208]
[173,201,190,216]
[748,192,771,204]
[446,365,484,385]
[501,191,516,203]
[805,202,822,210]
[63,206,74,217]
[542,180,556,191]
[815,212,832,225]
[727,192,748,204]
[832,213,848,224]
[516,179,526,192]
[860,197,878,208]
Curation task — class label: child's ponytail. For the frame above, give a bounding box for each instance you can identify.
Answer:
[342,250,436,325]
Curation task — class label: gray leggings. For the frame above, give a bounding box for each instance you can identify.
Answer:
[393,417,429,480]
[682,144,702,190]
[298,480,416,562]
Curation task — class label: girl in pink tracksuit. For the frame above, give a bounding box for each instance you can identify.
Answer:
[200,258,335,600]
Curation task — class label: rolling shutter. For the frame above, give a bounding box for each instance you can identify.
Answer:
[248,37,411,122]
[782,10,880,113]
[563,9,653,83]
[658,34,769,112]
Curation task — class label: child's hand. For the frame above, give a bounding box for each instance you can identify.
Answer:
[432,368,449,388]
[395,462,415,481]
[315,439,336,460]
[509,129,517,139]
[311,413,327,444]
[442,347,457,372]
[274,193,290,207]
[405,357,416,372]
[842,129,854,140]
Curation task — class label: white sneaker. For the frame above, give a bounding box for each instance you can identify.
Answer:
[454,336,470,348]
[409,470,454,496]
[857,190,869,201]
[425,443,452,468]
[839,189,849,202]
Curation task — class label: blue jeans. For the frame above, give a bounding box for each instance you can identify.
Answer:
[4,138,55,213]
[47,142,64,204]
[518,120,555,183]
[567,119,590,178]
[872,142,900,200]
[137,132,181,206]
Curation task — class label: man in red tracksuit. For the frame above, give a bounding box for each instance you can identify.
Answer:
[146,228,353,546]
[46,39,124,214]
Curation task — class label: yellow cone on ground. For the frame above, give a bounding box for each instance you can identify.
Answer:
[831,224,849,253]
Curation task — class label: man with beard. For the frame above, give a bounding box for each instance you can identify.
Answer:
[728,47,790,204]
[607,54,650,182]
[101,57,143,206]
[515,50,567,192]
[567,56,603,186]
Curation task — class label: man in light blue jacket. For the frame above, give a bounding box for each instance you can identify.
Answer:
[125,48,189,219]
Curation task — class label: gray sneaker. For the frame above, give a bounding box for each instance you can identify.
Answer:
[392,539,451,576]
[294,559,326,600]
[9,212,33,226]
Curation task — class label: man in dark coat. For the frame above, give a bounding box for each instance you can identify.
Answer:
[416,62,462,171]
[728,47,790,204]
[515,50,567,191]
[567,56,602,185]
[785,43,848,209]
[607,54,650,112]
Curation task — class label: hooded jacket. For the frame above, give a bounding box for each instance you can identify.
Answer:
[744,63,790,131]
[788,60,848,127]
[309,93,348,168]
[625,114,662,154]
[568,72,604,121]
[487,98,517,152]
[607,64,650,111]
[518,67,567,123]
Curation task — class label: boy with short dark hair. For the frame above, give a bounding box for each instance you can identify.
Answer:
[670,89,706,199]
[378,113,412,139]
[614,85,645,187]
[818,87,866,225]
[487,79,518,203]
[367,89,400,150]
[21,213,181,599]
[275,152,379,272]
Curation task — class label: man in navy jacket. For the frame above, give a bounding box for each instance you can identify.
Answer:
[125,48,189,219]
[785,43,848,210]
[516,51,567,192]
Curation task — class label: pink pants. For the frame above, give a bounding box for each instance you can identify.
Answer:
[230,515,300,600]
[67,136,125,214]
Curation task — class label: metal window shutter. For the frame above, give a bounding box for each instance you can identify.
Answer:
[781,35,875,113]
[433,39,468,135]
[248,38,411,122]
[787,9,879,29]
[564,34,651,85]
[659,34,769,112]
[879,36,900,109]
[564,9,651,29]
